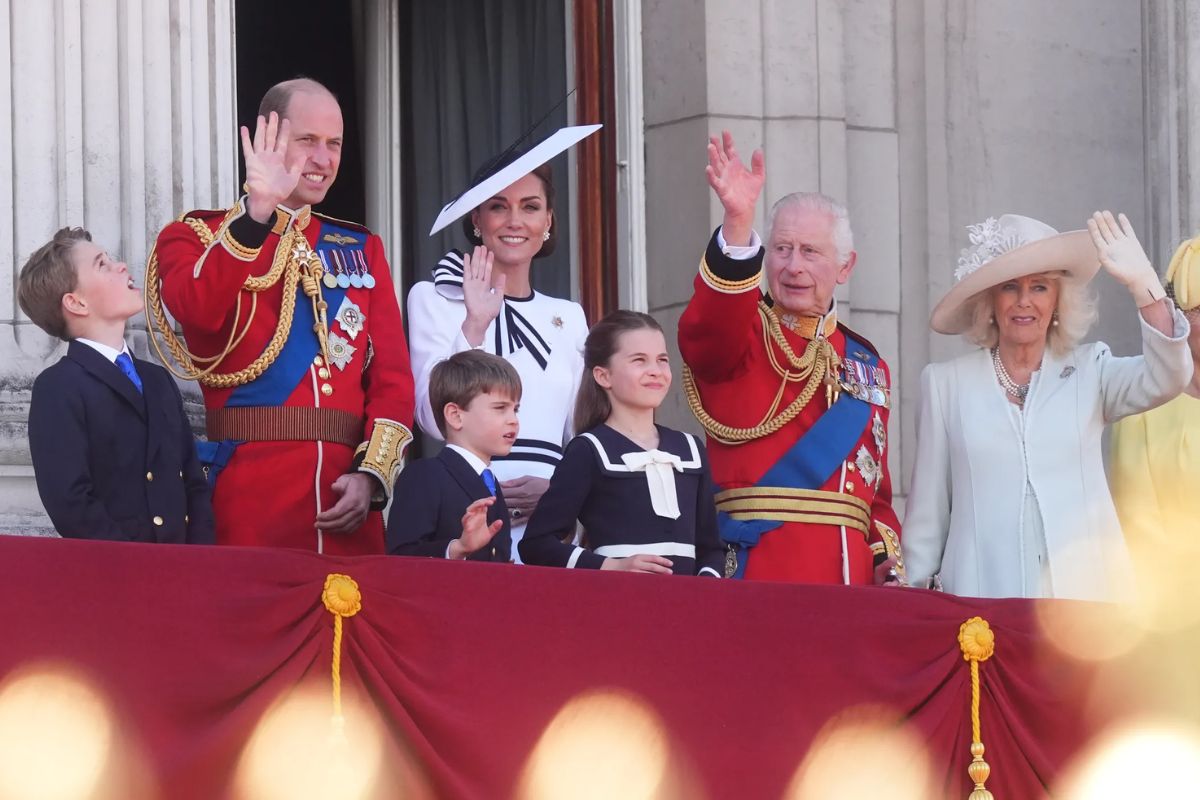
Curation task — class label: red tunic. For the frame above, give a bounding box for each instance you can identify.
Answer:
[678,231,902,584]
[152,203,415,555]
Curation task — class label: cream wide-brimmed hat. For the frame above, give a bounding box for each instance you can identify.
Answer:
[930,214,1100,334]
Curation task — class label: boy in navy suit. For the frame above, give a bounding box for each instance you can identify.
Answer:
[18,227,214,543]
[387,350,519,561]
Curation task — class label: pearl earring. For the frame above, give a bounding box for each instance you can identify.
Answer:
[542,229,551,242]
[988,316,995,325]
[472,226,481,238]
[1052,313,1060,327]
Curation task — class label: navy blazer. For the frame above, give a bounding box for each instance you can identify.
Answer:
[27,340,214,543]
[386,447,511,562]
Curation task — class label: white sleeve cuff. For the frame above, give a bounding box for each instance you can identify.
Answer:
[698,566,722,578]
[453,329,480,354]
[566,546,584,569]
[716,227,763,260]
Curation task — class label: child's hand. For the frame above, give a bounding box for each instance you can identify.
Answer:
[449,497,502,559]
[600,554,674,574]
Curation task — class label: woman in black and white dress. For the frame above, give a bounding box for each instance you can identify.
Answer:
[408,148,590,561]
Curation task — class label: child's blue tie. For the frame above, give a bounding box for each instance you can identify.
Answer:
[481,468,497,496]
[115,352,143,394]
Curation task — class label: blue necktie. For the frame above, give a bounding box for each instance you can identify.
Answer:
[481,468,497,496]
[115,352,143,394]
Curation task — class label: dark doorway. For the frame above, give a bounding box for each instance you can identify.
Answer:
[234,0,366,223]
[398,0,571,300]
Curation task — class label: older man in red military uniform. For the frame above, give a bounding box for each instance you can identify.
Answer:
[148,78,414,555]
[679,131,903,584]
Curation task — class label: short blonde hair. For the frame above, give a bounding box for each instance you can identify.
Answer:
[961,273,1098,356]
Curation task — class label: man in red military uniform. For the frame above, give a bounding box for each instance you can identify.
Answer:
[679,131,903,584]
[148,78,414,555]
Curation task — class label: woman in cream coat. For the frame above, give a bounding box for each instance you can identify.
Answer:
[902,211,1192,601]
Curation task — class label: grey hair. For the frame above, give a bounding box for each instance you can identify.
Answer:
[766,192,855,265]
[962,273,1098,356]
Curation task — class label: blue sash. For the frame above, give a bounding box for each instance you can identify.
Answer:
[719,331,877,578]
[203,222,361,477]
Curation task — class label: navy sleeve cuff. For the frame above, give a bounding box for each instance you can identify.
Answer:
[227,211,272,251]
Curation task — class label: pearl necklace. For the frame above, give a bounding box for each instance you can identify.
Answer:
[991,347,1031,404]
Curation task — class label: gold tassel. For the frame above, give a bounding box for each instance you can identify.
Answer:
[958,617,996,800]
[321,573,362,744]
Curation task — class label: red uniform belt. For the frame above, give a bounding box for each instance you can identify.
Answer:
[715,486,870,539]
[206,407,363,448]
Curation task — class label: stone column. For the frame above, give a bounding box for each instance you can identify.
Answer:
[1142,1,1200,262]
[641,0,854,430]
[0,0,237,535]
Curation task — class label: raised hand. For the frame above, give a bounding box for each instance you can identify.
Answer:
[449,497,502,559]
[1087,210,1165,307]
[706,130,765,245]
[239,112,302,223]
[460,245,505,346]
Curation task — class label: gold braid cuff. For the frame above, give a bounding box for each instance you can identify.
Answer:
[874,520,906,582]
[217,200,262,262]
[357,419,412,498]
[699,254,762,294]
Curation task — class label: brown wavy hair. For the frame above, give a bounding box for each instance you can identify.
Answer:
[573,310,664,435]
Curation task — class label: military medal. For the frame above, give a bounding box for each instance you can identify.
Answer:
[334,298,365,340]
[318,252,338,289]
[326,331,357,371]
[552,315,563,328]
[872,411,886,455]
[329,251,349,289]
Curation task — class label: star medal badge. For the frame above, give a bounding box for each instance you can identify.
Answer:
[326,331,357,371]
[855,444,882,491]
[552,315,563,328]
[335,298,366,340]
[872,411,886,455]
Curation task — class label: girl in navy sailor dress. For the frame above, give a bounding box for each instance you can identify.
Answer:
[520,311,724,576]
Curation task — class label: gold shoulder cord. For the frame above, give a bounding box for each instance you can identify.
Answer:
[144,213,324,388]
[683,302,842,445]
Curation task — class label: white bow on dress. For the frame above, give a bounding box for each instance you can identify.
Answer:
[620,450,684,519]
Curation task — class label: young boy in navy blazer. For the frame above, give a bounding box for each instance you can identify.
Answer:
[18,227,213,543]
[387,350,518,561]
